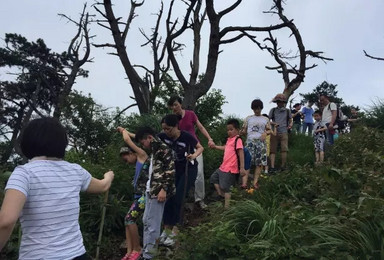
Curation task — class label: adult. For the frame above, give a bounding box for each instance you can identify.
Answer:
[0,117,114,259]
[301,101,315,135]
[158,114,204,246]
[268,94,293,172]
[291,103,303,133]
[319,94,337,145]
[167,96,214,209]
[348,108,360,131]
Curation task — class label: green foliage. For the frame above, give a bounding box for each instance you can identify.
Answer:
[300,81,343,107]
[363,98,384,130]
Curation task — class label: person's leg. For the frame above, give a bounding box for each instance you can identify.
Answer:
[142,197,165,259]
[211,169,224,196]
[127,224,141,252]
[308,123,313,135]
[224,192,231,209]
[214,183,224,197]
[320,151,324,162]
[270,153,276,169]
[315,152,320,163]
[269,135,278,170]
[280,133,288,168]
[125,226,133,255]
[302,123,307,134]
[194,154,205,203]
[253,166,261,187]
[241,169,249,188]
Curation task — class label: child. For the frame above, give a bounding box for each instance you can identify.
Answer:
[0,117,114,259]
[313,110,327,164]
[261,114,277,175]
[210,119,246,208]
[158,114,204,246]
[117,127,149,260]
[134,126,176,260]
[241,99,270,189]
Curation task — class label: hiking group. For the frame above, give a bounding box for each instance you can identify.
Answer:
[0,93,359,260]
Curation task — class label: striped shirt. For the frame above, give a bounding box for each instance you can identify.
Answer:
[5,160,92,260]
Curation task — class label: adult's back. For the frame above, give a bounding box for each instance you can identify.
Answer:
[6,160,91,259]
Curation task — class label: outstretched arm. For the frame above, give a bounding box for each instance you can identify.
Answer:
[0,189,26,251]
[195,119,215,147]
[86,171,114,193]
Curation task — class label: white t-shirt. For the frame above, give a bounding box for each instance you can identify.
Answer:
[5,160,92,260]
[322,102,337,124]
[245,115,269,142]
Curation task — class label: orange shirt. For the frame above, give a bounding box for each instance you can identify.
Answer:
[219,135,243,174]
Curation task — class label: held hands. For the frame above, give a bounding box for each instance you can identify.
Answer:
[240,168,247,176]
[157,189,166,202]
[208,139,215,148]
[117,126,125,133]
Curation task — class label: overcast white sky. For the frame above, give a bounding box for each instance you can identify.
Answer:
[1,1,383,118]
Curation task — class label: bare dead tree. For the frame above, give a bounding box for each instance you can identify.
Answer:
[93,0,169,114]
[254,0,333,101]
[166,0,291,109]
[53,3,93,118]
[363,50,384,61]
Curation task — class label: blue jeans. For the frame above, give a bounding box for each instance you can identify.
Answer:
[302,123,313,134]
[325,123,334,145]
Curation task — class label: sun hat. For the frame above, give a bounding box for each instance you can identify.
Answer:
[271,93,287,103]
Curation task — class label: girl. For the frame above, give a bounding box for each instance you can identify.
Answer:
[117,127,148,260]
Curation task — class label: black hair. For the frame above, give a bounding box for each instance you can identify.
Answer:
[226,118,240,129]
[161,114,181,127]
[135,126,157,142]
[167,96,183,107]
[251,99,263,110]
[293,103,301,108]
[20,117,68,159]
[313,110,322,116]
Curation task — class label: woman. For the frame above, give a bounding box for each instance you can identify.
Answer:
[157,114,203,246]
[0,117,114,259]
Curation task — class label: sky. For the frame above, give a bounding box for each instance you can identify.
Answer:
[1,0,383,119]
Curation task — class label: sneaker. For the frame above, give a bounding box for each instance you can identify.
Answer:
[197,200,208,209]
[128,251,141,260]
[121,253,131,260]
[163,233,176,247]
[158,230,168,245]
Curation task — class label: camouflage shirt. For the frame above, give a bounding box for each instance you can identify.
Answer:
[135,137,176,198]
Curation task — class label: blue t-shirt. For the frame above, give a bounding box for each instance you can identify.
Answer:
[133,161,144,199]
[302,106,314,124]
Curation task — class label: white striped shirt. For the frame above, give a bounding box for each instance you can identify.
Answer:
[5,160,92,260]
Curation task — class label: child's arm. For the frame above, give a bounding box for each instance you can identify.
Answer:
[117,127,147,161]
[237,148,246,176]
[86,171,114,193]
[211,144,225,151]
[315,126,327,133]
[0,189,26,251]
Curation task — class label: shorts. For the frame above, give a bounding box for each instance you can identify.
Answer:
[314,136,325,152]
[246,139,267,166]
[270,133,289,153]
[125,195,145,225]
[210,169,236,193]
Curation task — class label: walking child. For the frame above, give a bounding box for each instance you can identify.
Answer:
[210,119,246,208]
[241,99,270,189]
[117,127,149,260]
[134,127,176,260]
[313,110,327,164]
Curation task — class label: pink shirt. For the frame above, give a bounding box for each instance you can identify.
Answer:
[219,136,243,174]
[179,110,198,141]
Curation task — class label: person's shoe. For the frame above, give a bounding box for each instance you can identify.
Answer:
[197,200,208,209]
[128,251,141,260]
[269,168,277,174]
[158,230,168,245]
[163,232,176,247]
[121,252,132,260]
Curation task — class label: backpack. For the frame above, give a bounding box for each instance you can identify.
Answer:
[328,104,347,130]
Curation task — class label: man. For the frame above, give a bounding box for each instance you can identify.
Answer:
[268,94,293,172]
[319,94,337,145]
[301,101,315,135]
[291,103,303,133]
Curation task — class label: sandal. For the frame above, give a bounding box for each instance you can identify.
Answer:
[253,183,259,189]
[121,253,132,260]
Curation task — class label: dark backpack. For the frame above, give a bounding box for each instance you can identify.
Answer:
[328,104,346,130]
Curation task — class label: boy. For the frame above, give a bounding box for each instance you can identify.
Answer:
[210,119,246,208]
[241,99,270,188]
[134,127,175,260]
[313,110,327,164]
